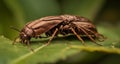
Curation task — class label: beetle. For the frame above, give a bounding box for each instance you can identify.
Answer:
[12,14,105,50]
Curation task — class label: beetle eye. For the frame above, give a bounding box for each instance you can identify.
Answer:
[20,32,27,39]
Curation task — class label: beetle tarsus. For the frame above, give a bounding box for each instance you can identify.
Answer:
[80,26,102,46]
[26,40,34,52]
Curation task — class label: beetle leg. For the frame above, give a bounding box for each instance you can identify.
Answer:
[26,40,34,51]
[60,25,66,35]
[79,26,102,46]
[70,28,86,45]
[13,36,20,45]
[82,27,105,42]
[46,28,58,45]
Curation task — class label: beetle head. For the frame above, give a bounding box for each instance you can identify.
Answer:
[10,26,27,43]
[20,32,30,43]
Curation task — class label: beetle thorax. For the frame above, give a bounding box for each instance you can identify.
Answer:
[21,26,34,37]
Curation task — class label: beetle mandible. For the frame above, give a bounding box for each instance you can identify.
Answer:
[13,14,105,50]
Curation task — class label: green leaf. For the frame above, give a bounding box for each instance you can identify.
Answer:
[0,36,80,64]
[0,25,120,64]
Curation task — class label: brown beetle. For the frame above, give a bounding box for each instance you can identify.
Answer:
[13,14,105,50]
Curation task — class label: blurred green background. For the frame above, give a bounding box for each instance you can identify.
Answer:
[0,0,120,64]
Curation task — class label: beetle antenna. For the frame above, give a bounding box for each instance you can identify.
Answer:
[10,26,20,32]
[13,36,21,45]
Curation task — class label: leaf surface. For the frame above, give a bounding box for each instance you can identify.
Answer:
[0,25,120,64]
